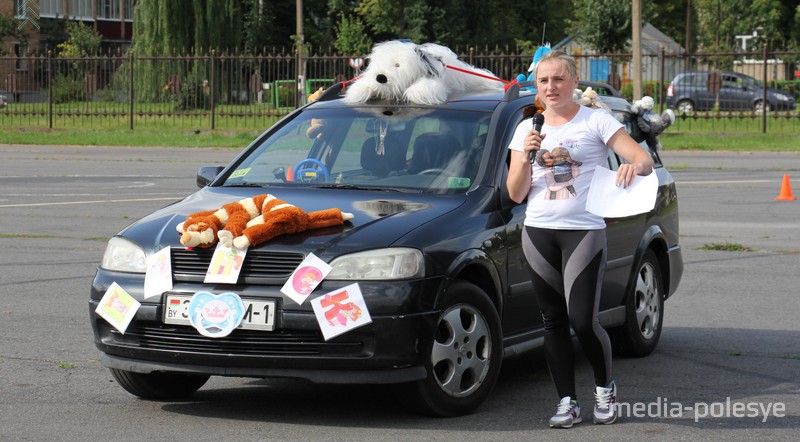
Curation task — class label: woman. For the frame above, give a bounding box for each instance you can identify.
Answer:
[507,50,653,429]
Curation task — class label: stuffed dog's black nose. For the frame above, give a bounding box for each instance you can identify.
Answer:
[376,74,387,84]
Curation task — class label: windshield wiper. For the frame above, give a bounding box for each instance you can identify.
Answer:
[221,182,267,187]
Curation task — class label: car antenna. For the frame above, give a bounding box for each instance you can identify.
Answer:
[541,23,547,45]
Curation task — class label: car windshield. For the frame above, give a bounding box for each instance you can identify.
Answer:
[221,105,492,193]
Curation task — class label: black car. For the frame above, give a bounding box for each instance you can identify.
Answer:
[666,70,796,112]
[90,82,683,417]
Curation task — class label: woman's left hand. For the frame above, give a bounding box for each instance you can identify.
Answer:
[615,162,646,188]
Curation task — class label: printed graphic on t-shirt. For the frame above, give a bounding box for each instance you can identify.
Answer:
[535,144,583,200]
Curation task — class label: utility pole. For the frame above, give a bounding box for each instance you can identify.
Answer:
[685,0,692,70]
[632,0,642,100]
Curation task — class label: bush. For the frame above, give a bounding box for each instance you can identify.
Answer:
[51,74,85,103]
[772,80,800,98]
[621,80,667,103]
[97,64,130,103]
[173,80,211,110]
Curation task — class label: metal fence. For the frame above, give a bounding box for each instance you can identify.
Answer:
[2,47,799,134]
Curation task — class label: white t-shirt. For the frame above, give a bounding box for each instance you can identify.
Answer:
[508,106,623,229]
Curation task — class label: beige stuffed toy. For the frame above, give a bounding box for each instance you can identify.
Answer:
[575,86,612,113]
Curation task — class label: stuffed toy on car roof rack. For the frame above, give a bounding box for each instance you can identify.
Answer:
[343,40,504,105]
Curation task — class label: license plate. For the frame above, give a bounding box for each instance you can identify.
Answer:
[164,294,276,331]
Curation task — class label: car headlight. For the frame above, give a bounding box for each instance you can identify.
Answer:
[775,93,789,101]
[327,248,424,280]
[101,237,147,273]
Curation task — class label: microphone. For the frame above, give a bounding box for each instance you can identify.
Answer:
[530,113,545,163]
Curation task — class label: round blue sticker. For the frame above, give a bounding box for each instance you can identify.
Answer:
[187,291,245,338]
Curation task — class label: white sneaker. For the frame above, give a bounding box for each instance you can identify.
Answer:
[593,381,618,424]
[549,396,582,428]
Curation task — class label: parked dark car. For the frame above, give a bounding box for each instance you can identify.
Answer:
[90,81,683,417]
[666,70,796,112]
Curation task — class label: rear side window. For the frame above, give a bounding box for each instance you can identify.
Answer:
[676,73,707,87]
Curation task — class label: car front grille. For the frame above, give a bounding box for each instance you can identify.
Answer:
[171,248,304,282]
[114,322,363,357]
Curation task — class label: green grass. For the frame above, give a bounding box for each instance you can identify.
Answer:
[3,127,799,151]
[3,102,800,150]
[660,133,800,151]
[696,242,755,252]
[1,128,261,148]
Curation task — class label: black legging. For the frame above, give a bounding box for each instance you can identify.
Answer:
[522,226,612,400]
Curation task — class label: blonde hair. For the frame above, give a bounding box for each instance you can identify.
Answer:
[533,50,578,79]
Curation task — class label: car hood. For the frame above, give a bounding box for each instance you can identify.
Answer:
[118,187,466,257]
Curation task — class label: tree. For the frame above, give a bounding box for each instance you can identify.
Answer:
[333,13,372,55]
[132,0,243,54]
[693,0,791,51]
[0,13,29,54]
[354,0,431,43]
[56,21,103,57]
[570,0,641,53]
[51,22,103,103]
[647,0,690,48]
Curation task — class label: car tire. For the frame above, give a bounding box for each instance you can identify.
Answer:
[754,100,770,113]
[393,280,502,417]
[676,100,694,113]
[610,249,664,357]
[109,368,210,399]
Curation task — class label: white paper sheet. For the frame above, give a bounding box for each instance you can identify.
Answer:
[144,247,172,300]
[95,282,141,334]
[311,283,372,341]
[204,243,248,284]
[585,165,658,218]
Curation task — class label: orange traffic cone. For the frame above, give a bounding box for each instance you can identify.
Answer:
[775,174,797,201]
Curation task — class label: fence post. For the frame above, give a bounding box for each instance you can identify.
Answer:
[129,50,134,130]
[211,49,216,130]
[762,45,768,134]
[659,48,666,115]
[48,51,53,129]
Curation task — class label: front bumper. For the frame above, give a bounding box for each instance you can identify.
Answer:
[90,269,443,383]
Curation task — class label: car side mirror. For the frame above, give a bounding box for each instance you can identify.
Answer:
[196,166,225,188]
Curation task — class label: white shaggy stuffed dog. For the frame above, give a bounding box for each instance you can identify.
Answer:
[344,40,504,105]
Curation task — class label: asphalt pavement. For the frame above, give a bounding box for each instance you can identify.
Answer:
[0,145,798,441]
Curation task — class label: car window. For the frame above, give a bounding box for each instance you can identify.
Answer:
[741,75,760,89]
[676,73,706,87]
[722,74,741,88]
[220,106,492,194]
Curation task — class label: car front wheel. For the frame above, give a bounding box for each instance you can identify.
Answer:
[394,280,502,417]
[754,100,770,113]
[110,368,210,399]
[610,249,664,357]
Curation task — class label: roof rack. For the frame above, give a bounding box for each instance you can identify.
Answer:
[316,82,346,102]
